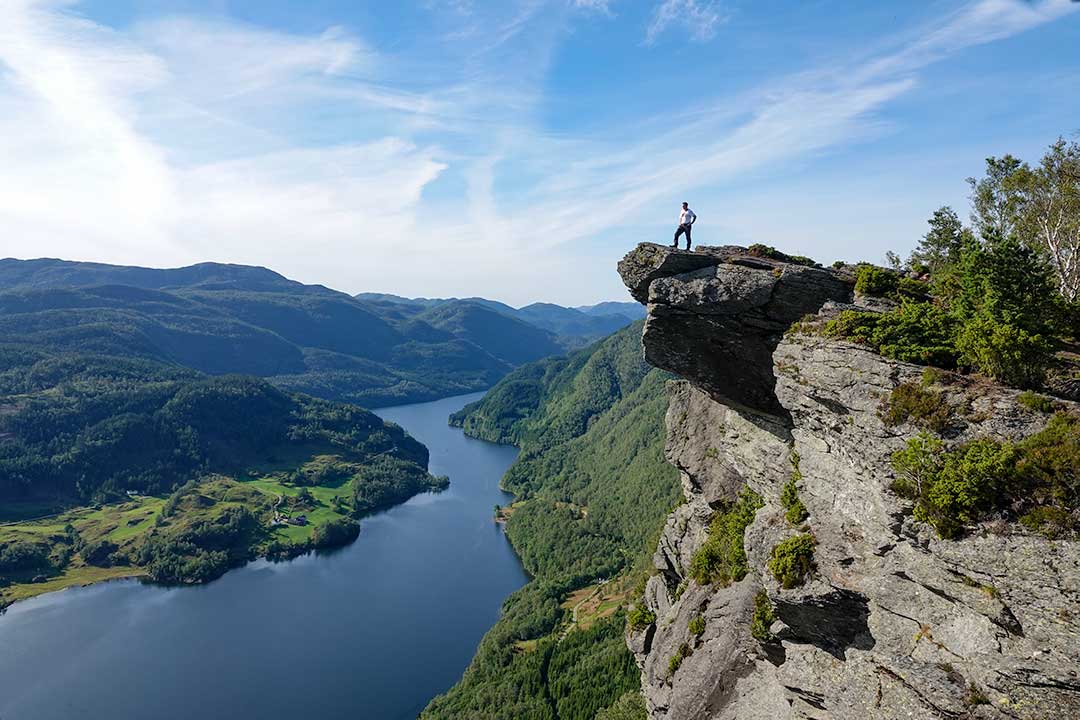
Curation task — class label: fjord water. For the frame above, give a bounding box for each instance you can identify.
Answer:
[0,392,526,720]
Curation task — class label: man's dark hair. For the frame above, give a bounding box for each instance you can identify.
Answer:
[682,201,688,207]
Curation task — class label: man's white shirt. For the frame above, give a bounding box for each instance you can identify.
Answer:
[679,208,696,226]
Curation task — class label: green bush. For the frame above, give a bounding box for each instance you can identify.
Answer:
[891,415,1078,538]
[780,452,808,524]
[746,244,820,268]
[1017,391,1055,413]
[880,382,951,433]
[854,265,899,296]
[892,434,1016,539]
[1016,412,1080,527]
[667,643,691,676]
[955,312,1052,389]
[780,478,808,524]
[920,440,1016,538]
[627,604,656,632]
[768,534,815,589]
[944,239,1058,388]
[823,302,959,368]
[1019,506,1071,537]
[823,239,1063,389]
[897,276,931,300]
[750,591,776,641]
[688,487,764,586]
[688,614,705,637]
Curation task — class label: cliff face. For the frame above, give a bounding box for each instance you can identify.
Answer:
[618,243,1080,720]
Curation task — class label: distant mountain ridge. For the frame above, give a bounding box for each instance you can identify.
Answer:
[0,257,331,295]
[0,258,638,407]
[356,292,643,347]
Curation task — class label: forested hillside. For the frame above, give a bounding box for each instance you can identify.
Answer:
[0,343,441,607]
[357,293,642,349]
[424,323,680,720]
[0,259,564,407]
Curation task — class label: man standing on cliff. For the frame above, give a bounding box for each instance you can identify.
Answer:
[671,202,696,250]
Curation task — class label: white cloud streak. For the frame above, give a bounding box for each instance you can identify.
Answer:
[0,0,1076,304]
[645,0,727,45]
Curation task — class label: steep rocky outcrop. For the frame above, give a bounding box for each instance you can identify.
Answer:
[619,243,1080,720]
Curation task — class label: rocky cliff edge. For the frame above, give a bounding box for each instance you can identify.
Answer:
[618,243,1079,720]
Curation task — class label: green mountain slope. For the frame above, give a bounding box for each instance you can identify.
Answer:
[357,293,641,347]
[416,302,564,366]
[424,322,678,720]
[514,303,632,342]
[0,259,570,406]
[575,302,645,321]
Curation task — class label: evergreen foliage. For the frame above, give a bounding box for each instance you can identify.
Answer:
[880,381,951,434]
[890,413,1079,538]
[688,487,764,586]
[627,605,656,632]
[750,591,776,641]
[423,323,678,720]
[780,453,809,524]
[854,265,899,297]
[768,534,816,589]
[817,139,1080,389]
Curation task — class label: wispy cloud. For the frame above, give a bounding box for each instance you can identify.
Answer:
[571,0,616,14]
[645,0,727,45]
[471,0,1079,257]
[0,0,1076,304]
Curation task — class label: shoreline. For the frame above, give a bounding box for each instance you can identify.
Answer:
[0,485,447,612]
[1,566,147,611]
[1,391,496,612]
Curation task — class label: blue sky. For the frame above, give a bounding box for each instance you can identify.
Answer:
[1,1,1078,305]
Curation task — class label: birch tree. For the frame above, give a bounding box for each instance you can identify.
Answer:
[1019,139,1080,302]
[969,140,1080,302]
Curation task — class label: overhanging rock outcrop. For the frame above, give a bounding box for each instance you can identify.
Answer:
[618,244,851,417]
[617,243,1080,720]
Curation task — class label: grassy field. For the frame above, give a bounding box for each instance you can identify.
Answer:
[0,497,167,607]
[236,451,354,539]
[561,574,634,633]
[1,451,366,607]
[0,496,166,546]
[0,564,146,606]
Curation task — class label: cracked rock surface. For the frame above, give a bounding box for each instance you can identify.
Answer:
[618,244,1080,720]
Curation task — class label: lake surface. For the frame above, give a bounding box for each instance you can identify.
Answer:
[0,392,527,720]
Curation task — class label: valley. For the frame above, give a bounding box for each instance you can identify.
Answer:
[0,392,528,720]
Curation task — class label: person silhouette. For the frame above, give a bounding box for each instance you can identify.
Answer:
[671,202,696,250]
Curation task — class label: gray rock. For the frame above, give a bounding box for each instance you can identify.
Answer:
[617,243,725,304]
[619,243,851,417]
[616,243,1080,720]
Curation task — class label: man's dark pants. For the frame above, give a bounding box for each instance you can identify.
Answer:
[672,223,692,249]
